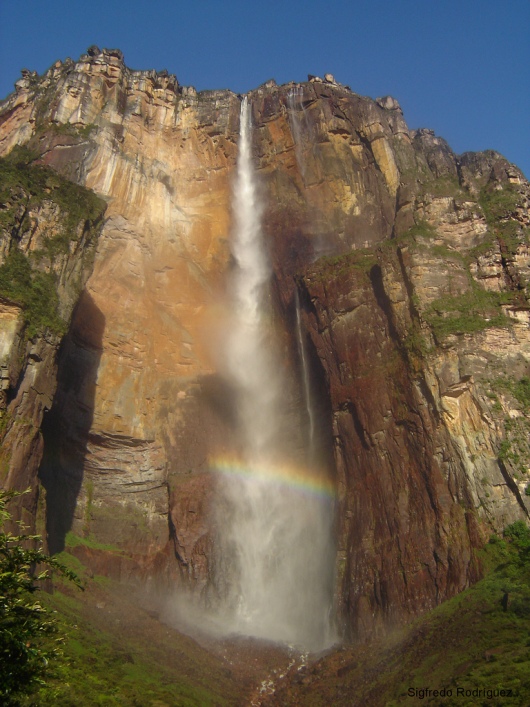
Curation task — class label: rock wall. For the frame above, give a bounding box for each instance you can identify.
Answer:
[0,149,105,528]
[1,49,529,638]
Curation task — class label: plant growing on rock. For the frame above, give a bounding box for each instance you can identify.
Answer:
[0,489,82,704]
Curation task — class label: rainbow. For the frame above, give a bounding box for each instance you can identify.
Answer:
[210,454,336,500]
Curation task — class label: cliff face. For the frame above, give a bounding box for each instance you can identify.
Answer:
[0,148,105,528]
[0,49,529,639]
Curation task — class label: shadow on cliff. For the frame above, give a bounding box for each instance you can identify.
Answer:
[38,291,105,554]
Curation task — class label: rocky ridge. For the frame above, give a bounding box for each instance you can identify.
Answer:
[0,48,529,639]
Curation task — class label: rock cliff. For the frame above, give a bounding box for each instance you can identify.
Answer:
[0,147,105,528]
[0,48,529,640]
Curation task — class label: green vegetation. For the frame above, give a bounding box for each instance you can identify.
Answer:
[493,376,530,412]
[479,184,520,230]
[0,146,105,243]
[467,234,498,261]
[403,219,438,240]
[498,418,529,477]
[402,320,430,373]
[420,174,471,201]
[0,248,65,337]
[394,221,438,246]
[11,542,242,706]
[0,148,106,338]
[479,184,526,255]
[275,521,530,706]
[314,248,377,281]
[0,489,82,705]
[20,591,232,706]
[490,376,530,475]
[0,489,242,705]
[48,121,96,140]
[424,284,514,340]
[64,531,123,555]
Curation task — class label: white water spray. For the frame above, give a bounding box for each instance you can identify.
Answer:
[213,96,335,651]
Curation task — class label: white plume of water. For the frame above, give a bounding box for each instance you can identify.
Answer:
[224,96,279,459]
[213,96,335,652]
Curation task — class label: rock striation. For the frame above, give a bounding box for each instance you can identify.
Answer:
[0,48,529,639]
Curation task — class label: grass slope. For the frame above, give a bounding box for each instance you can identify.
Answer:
[266,523,530,706]
[18,551,245,707]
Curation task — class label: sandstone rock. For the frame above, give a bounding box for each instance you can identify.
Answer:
[376,95,402,112]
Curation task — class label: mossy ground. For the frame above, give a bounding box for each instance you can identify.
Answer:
[15,535,300,706]
[18,551,246,706]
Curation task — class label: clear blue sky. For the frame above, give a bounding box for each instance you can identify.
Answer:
[1,0,528,177]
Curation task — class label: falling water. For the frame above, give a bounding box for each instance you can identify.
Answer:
[212,96,335,651]
[294,289,316,462]
[287,85,331,259]
[287,86,312,183]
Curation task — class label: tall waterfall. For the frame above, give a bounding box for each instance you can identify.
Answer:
[212,96,335,652]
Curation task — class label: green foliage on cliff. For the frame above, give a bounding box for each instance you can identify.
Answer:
[402,220,438,240]
[0,148,106,338]
[0,248,65,337]
[479,184,524,255]
[420,175,471,201]
[315,248,377,281]
[479,185,520,228]
[48,121,96,140]
[490,376,530,475]
[493,375,530,411]
[424,285,514,339]
[0,146,105,245]
[0,490,82,705]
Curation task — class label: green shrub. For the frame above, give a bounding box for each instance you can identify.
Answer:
[0,150,106,338]
[405,220,438,239]
[479,184,524,252]
[424,285,513,339]
[504,520,530,551]
[0,248,65,337]
[0,150,105,243]
[479,185,520,226]
[513,377,530,410]
[420,175,470,200]
[315,248,377,280]
[0,489,82,704]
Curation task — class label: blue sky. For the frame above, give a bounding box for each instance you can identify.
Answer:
[1,0,528,177]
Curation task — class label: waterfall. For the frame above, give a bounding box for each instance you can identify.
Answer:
[287,86,311,183]
[212,96,335,652]
[287,85,331,260]
[294,289,316,462]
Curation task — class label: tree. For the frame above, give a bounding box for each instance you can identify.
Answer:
[0,489,82,704]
